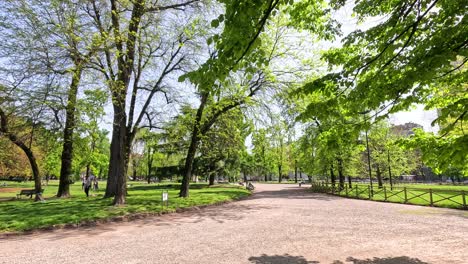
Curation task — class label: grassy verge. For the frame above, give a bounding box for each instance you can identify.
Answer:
[350,183,468,192]
[0,181,250,233]
[312,183,467,210]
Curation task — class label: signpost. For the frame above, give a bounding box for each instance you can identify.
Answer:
[162,190,169,208]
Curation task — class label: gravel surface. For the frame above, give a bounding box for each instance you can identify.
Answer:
[1,184,467,264]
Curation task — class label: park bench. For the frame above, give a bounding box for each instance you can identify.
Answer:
[17,189,44,199]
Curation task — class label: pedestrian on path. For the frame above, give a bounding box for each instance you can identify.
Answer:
[83,175,94,197]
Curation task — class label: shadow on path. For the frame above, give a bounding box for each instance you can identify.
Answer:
[249,254,319,263]
[248,254,429,264]
[248,186,340,201]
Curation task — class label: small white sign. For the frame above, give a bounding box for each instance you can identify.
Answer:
[162,192,168,202]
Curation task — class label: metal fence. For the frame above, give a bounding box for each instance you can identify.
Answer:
[311,182,467,210]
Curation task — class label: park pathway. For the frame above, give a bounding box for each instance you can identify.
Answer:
[1,184,467,264]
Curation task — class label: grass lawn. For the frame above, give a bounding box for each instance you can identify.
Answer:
[351,182,468,192]
[314,182,468,209]
[0,180,250,233]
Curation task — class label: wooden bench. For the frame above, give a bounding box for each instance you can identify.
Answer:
[17,189,44,199]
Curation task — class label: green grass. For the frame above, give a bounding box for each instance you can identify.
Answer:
[351,183,468,192]
[312,183,468,209]
[0,180,250,233]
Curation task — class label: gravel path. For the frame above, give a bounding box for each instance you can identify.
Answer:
[1,184,467,264]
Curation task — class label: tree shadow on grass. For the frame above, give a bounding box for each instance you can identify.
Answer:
[129,183,208,191]
[248,255,429,264]
[2,201,273,241]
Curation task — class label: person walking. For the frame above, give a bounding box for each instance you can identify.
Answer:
[83,176,92,197]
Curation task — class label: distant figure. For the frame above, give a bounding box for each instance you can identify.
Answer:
[84,175,95,197]
[299,180,305,187]
[83,178,91,197]
[93,178,99,191]
[81,176,85,190]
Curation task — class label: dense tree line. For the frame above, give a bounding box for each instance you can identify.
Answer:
[0,0,466,203]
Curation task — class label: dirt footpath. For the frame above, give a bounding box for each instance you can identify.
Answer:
[1,184,467,264]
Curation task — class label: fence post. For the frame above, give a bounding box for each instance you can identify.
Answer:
[345,185,348,197]
[355,185,358,198]
[429,189,433,206]
[384,186,387,201]
[462,191,466,210]
[368,185,371,200]
[404,187,407,203]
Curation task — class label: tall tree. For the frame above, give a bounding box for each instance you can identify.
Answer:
[0,101,43,201]
[299,0,468,174]
[87,0,201,205]
[177,0,298,197]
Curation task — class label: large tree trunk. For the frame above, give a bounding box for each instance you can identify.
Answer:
[330,163,336,187]
[85,164,91,180]
[57,66,83,198]
[147,164,152,184]
[179,94,207,198]
[209,172,215,186]
[0,109,43,201]
[104,0,145,205]
[262,146,267,182]
[278,164,282,183]
[387,149,393,190]
[105,104,128,206]
[132,158,137,181]
[19,139,43,201]
[376,165,383,188]
[294,160,298,183]
[147,147,153,184]
[337,158,345,190]
[180,134,199,197]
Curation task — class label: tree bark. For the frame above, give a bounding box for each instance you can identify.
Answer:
[147,146,154,184]
[209,172,215,186]
[85,164,91,180]
[347,174,352,188]
[330,163,336,187]
[104,0,145,205]
[294,160,298,183]
[337,158,345,190]
[387,149,393,189]
[179,93,207,197]
[278,164,282,183]
[132,158,137,181]
[105,104,128,205]
[18,138,43,201]
[376,165,383,188]
[57,66,83,198]
[0,109,43,201]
